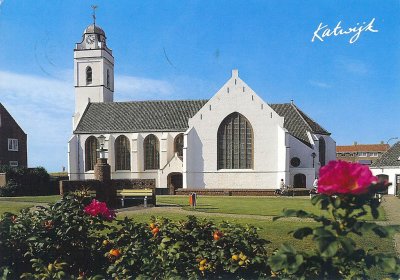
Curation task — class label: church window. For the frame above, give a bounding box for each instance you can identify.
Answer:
[86,66,92,85]
[217,112,253,169]
[107,69,110,88]
[144,134,159,170]
[174,134,184,158]
[85,136,99,171]
[319,137,326,166]
[115,135,131,170]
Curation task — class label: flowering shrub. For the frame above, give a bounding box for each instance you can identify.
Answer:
[269,161,400,279]
[0,195,269,278]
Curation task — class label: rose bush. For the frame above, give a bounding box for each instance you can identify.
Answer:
[269,160,400,279]
[0,194,269,279]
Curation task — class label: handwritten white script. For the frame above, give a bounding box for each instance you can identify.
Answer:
[311,18,379,44]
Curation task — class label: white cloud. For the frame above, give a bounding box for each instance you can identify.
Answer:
[309,80,332,89]
[116,75,174,101]
[336,57,369,75]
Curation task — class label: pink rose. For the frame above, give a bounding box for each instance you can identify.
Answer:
[84,199,116,221]
[318,160,377,195]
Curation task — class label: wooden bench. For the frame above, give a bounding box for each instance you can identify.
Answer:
[116,189,154,207]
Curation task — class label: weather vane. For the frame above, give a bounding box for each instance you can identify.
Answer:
[91,5,98,26]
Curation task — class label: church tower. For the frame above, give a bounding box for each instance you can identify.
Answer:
[73,21,114,128]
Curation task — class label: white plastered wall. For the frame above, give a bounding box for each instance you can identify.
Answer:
[72,132,184,188]
[371,167,400,195]
[184,70,288,189]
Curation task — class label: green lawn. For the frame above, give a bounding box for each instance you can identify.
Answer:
[0,195,60,215]
[157,195,386,220]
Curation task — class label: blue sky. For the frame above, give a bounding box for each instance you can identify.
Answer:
[0,1,399,172]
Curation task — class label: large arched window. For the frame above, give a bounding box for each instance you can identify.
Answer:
[115,135,131,171]
[319,137,326,167]
[217,112,253,169]
[85,136,99,171]
[174,134,184,158]
[144,134,160,170]
[294,173,306,188]
[86,66,92,85]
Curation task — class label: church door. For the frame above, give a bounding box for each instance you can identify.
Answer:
[293,173,306,188]
[168,173,183,195]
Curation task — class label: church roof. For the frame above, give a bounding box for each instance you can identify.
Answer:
[370,141,400,167]
[74,100,330,146]
[270,103,330,146]
[84,24,105,36]
[75,100,208,133]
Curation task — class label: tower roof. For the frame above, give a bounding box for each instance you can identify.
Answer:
[84,24,105,36]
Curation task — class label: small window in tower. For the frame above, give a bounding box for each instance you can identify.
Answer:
[86,66,92,85]
[107,69,110,88]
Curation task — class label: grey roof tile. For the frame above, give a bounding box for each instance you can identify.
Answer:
[370,141,400,167]
[75,100,208,133]
[270,103,330,146]
[75,100,330,147]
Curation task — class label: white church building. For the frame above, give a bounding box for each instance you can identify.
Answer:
[68,23,336,193]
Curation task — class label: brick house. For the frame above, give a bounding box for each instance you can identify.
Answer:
[0,103,27,168]
[336,142,389,166]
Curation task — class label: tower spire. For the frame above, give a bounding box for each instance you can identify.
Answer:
[91,5,98,26]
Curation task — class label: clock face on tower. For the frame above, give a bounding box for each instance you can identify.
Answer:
[85,35,95,45]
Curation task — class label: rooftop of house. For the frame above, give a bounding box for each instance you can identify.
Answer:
[370,141,400,167]
[74,100,330,147]
[336,143,390,153]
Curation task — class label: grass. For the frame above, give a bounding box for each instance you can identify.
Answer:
[157,195,386,220]
[0,195,60,215]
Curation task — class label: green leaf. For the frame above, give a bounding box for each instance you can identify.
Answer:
[293,227,313,240]
[317,239,338,258]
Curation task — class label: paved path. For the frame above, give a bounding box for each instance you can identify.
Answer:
[380,196,400,256]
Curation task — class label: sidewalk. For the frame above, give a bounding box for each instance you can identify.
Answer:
[380,195,400,256]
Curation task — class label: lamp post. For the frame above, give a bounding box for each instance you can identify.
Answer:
[386,137,398,146]
[311,152,316,168]
[97,135,108,159]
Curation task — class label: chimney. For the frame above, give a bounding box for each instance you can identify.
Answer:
[232,69,238,78]
[353,141,357,146]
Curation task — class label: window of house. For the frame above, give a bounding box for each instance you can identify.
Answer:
[319,137,326,166]
[144,134,160,170]
[115,135,131,170]
[174,134,184,158]
[85,136,99,171]
[107,69,110,88]
[217,112,253,169]
[8,139,18,151]
[9,161,18,167]
[86,66,93,85]
[358,152,367,157]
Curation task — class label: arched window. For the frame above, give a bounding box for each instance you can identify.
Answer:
[106,69,110,88]
[115,135,131,171]
[85,136,99,171]
[86,66,92,85]
[217,112,253,169]
[144,134,160,170]
[319,137,326,167]
[174,134,184,158]
[293,173,306,188]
